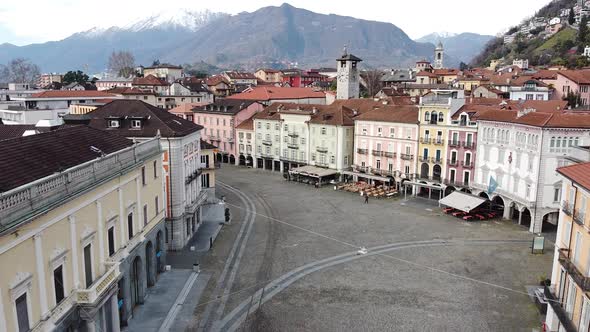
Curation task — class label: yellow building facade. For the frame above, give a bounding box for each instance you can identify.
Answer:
[0,128,165,332]
[546,162,590,332]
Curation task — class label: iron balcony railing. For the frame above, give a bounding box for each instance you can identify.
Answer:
[262,139,273,146]
[372,150,384,157]
[400,153,413,160]
[574,209,586,226]
[447,159,458,166]
[420,137,431,144]
[357,148,368,155]
[562,201,573,216]
[544,285,576,332]
[287,143,299,149]
[448,140,461,147]
[352,165,369,173]
[463,141,476,149]
[443,179,468,187]
[430,157,442,164]
[315,161,329,167]
[372,169,395,177]
[287,132,299,138]
[280,155,306,163]
[419,155,429,162]
[432,138,444,145]
[558,248,590,291]
[383,151,396,158]
[461,161,473,169]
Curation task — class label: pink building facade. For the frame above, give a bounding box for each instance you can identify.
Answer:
[351,107,420,188]
[193,99,264,163]
[445,111,478,190]
[553,71,590,105]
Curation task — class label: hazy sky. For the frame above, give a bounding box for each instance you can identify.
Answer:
[0,0,550,46]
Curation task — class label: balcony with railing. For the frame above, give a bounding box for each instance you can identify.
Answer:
[562,201,573,216]
[443,179,468,187]
[357,148,368,155]
[287,142,299,149]
[372,150,384,157]
[558,248,590,291]
[262,139,273,146]
[430,157,443,164]
[280,155,306,163]
[372,169,394,177]
[287,132,299,138]
[0,138,161,232]
[448,140,461,148]
[315,161,329,167]
[77,261,120,304]
[400,153,413,160]
[316,146,328,153]
[574,209,586,226]
[463,141,476,149]
[461,161,474,169]
[420,137,431,144]
[384,151,396,158]
[544,285,576,332]
[432,138,444,146]
[447,159,458,166]
[419,155,429,162]
[352,165,369,173]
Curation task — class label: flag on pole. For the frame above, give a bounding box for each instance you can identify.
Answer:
[488,176,498,196]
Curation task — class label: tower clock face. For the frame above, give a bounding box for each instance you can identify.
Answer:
[338,74,347,83]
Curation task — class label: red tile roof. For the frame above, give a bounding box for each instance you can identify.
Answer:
[477,109,590,128]
[224,71,257,80]
[557,162,590,191]
[206,75,230,86]
[557,70,590,85]
[354,106,419,124]
[132,74,169,86]
[416,71,438,78]
[227,86,325,101]
[236,115,255,130]
[30,90,115,98]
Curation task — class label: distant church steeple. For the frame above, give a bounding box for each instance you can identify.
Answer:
[336,46,362,100]
[434,41,444,69]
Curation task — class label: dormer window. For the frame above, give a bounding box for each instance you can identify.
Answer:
[131,119,142,129]
[108,120,120,128]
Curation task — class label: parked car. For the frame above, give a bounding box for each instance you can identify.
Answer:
[443,207,456,214]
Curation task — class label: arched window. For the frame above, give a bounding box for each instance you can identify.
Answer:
[438,112,444,122]
[424,111,430,122]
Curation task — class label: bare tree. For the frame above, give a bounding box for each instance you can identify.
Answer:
[107,51,135,77]
[361,70,384,97]
[4,58,40,83]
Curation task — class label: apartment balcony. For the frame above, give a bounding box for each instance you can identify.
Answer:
[77,262,120,305]
[400,153,413,161]
[316,146,328,153]
[259,152,275,159]
[383,151,396,158]
[558,248,590,291]
[447,159,458,166]
[461,161,474,169]
[419,156,429,162]
[432,138,444,146]
[448,140,461,148]
[562,201,573,216]
[287,132,299,138]
[352,165,369,173]
[262,139,273,146]
[315,161,329,168]
[372,169,395,177]
[372,150,384,157]
[228,137,234,143]
[280,155,306,163]
[443,179,468,187]
[463,141,476,149]
[357,148,368,155]
[420,137,431,144]
[430,157,443,164]
[574,209,586,226]
[287,143,299,149]
[544,285,576,332]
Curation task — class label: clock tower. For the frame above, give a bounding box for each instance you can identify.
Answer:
[336,46,362,100]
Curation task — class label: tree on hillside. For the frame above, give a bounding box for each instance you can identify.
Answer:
[62,70,89,85]
[579,15,588,47]
[2,58,40,84]
[569,8,575,25]
[107,51,135,78]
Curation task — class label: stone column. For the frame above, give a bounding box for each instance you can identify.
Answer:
[502,199,512,220]
[518,210,523,225]
[33,233,49,319]
[110,294,121,332]
[69,216,80,289]
[86,319,97,332]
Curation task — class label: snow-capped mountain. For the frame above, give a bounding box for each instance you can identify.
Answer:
[123,9,227,32]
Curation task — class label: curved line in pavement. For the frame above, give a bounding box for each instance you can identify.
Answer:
[219,238,530,331]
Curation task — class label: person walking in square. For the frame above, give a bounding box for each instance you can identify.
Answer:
[364,192,369,204]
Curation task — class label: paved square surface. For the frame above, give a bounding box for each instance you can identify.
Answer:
[187,165,553,331]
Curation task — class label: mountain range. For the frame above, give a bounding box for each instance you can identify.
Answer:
[0,3,491,73]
